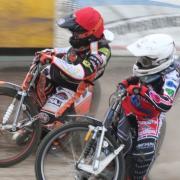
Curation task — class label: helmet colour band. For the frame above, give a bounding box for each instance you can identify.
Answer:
[75,7,104,39]
[57,7,104,49]
[57,7,104,39]
[77,18,103,39]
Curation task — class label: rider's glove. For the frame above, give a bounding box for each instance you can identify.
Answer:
[121,76,139,88]
[117,83,127,96]
[39,48,55,56]
[118,83,126,91]
[127,85,148,96]
[39,53,53,64]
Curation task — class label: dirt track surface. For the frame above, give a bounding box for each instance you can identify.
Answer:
[0,56,180,180]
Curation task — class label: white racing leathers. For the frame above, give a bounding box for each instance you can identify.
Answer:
[38,40,111,118]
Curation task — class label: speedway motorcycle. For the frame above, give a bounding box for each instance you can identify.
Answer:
[0,53,98,167]
[35,84,166,180]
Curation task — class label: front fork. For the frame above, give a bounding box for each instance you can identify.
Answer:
[93,126,107,171]
[77,125,106,170]
[2,90,27,131]
[78,125,125,175]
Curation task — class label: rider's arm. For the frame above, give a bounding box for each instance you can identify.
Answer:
[52,57,85,80]
[40,47,70,56]
[143,70,180,112]
[83,45,111,79]
[54,47,70,56]
[52,44,111,81]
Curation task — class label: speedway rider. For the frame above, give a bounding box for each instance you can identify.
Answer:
[34,7,112,123]
[118,34,180,180]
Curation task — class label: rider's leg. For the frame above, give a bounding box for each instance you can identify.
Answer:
[117,110,132,154]
[130,137,157,180]
[40,87,75,121]
[128,113,166,180]
[36,65,76,124]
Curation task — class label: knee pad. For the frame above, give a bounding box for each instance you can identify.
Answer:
[129,138,157,179]
[133,138,156,162]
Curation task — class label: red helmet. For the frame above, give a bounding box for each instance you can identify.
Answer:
[74,7,104,39]
[57,7,104,48]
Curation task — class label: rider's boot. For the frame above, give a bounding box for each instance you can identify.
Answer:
[12,129,31,145]
[11,112,49,145]
[12,112,63,145]
[35,112,64,141]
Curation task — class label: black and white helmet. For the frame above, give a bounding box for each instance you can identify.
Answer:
[127,34,176,77]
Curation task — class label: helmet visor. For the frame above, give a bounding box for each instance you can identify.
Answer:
[57,14,76,30]
[137,56,157,69]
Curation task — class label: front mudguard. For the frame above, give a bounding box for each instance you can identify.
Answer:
[0,81,21,94]
[65,114,102,126]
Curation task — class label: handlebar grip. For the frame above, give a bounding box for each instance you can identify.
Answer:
[117,84,127,95]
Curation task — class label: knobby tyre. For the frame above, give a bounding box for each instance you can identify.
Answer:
[35,121,125,180]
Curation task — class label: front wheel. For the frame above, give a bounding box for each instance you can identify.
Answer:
[35,121,125,180]
[0,84,41,167]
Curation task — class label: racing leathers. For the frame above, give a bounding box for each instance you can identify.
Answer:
[36,39,111,120]
[117,62,180,180]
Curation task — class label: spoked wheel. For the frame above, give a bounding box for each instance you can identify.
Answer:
[35,121,125,180]
[0,86,41,167]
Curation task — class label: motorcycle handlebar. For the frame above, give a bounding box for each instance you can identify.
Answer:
[117,85,127,97]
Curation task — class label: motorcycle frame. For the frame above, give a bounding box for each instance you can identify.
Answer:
[1,62,42,131]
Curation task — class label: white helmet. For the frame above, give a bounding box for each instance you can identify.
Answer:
[127,34,176,77]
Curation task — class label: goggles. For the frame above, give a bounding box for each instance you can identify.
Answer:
[137,56,157,68]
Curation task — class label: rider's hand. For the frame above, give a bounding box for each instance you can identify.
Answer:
[127,85,148,96]
[39,53,53,65]
[118,83,126,91]
[33,49,54,64]
[117,83,127,95]
[121,76,139,88]
[38,48,55,56]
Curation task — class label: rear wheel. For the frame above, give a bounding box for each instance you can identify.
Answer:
[35,121,125,180]
[0,86,41,167]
